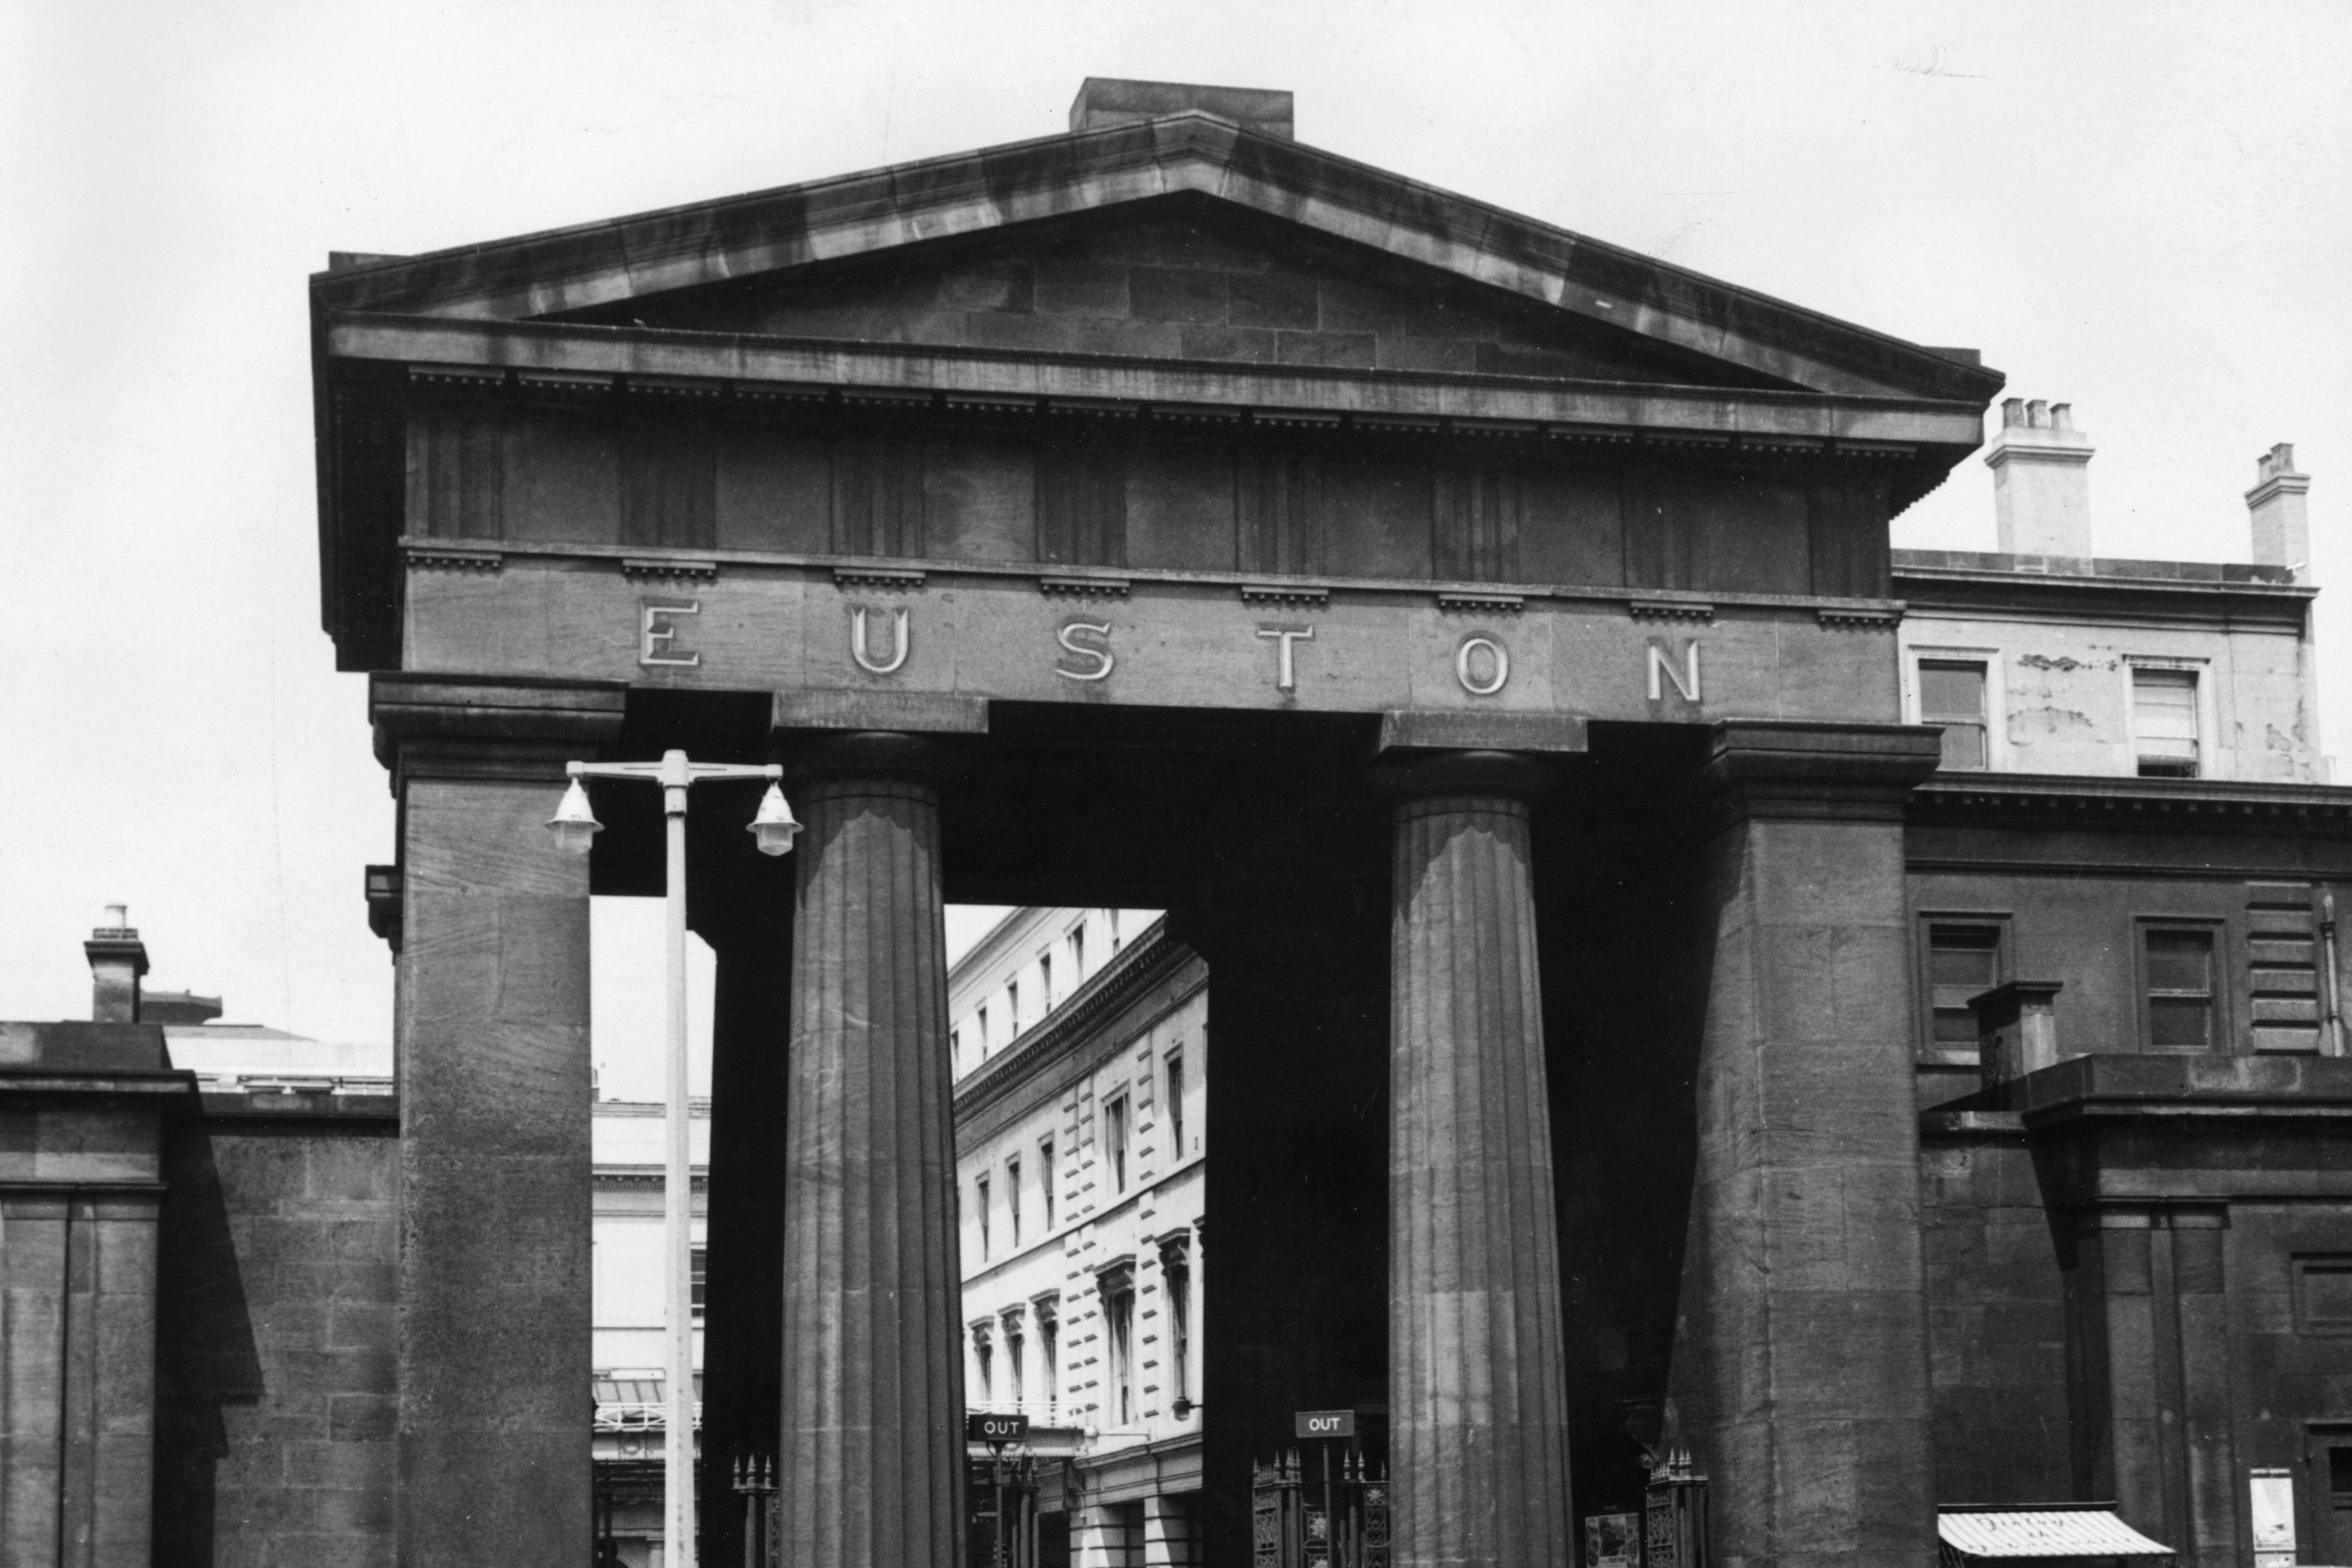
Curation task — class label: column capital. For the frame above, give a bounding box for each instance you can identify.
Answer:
[1693,719,1942,827]
[370,673,627,784]
[1367,748,1555,809]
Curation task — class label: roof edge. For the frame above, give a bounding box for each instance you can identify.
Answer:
[309,111,2004,406]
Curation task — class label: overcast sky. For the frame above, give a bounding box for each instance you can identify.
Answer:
[5,1,2348,1075]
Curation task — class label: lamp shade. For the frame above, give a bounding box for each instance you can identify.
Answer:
[748,783,802,856]
[546,779,603,856]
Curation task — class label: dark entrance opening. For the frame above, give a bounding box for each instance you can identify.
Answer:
[605,690,1713,1564]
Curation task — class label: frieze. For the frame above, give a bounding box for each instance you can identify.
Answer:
[403,554,1911,726]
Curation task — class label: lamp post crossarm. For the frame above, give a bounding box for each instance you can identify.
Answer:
[568,754,782,792]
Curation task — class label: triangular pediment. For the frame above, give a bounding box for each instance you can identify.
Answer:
[548,198,1785,391]
[313,114,2001,404]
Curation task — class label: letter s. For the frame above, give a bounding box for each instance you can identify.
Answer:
[1055,620,1114,683]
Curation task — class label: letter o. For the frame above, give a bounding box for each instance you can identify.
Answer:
[1456,634,1509,697]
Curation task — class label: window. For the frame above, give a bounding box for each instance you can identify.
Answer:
[2134,667,2201,778]
[1071,923,1087,980]
[1919,659,1989,771]
[691,1246,708,1317]
[949,1028,961,1068]
[976,1173,992,1258]
[1162,1236,1193,1412]
[1104,1094,1130,1191]
[1005,1156,1022,1248]
[1036,1299,1059,1406]
[1164,1048,1186,1158]
[1109,910,1124,955]
[972,1324,993,1402]
[1040,1138,1056,1229]
[1002,1312,1026,1405]
[1100,1268,1136,1425]
[2143,925,2219,1050]
[2296,1256,2352,1335]
[976,1005,990,1053]
[1006,980,1021,1035]
[1925,923,2005,1046]
[1038,952,1054,1009]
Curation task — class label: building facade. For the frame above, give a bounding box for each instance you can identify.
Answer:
[8,72,2352,1568]
[953,909,1207,1566]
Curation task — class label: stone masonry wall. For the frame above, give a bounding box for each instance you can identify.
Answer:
[153,1105,398,1568]
[1918,1127,2073,1503]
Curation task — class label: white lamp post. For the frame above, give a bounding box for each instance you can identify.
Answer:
[549,750,799,1568]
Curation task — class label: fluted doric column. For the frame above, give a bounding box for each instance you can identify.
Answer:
[1379,750,1572,1568]
[779,732,964,1568]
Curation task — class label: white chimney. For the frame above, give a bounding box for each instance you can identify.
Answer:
[1985,397,2095,558]
[2246,443,2311,580]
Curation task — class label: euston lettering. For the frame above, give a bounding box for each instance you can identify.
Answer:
[1646,638,1702,702]
[1055,619,1115,682]
[639,601,701,669]
[850,606,911,676]
[1455,633,1509,697]
[1254,624,1314,692]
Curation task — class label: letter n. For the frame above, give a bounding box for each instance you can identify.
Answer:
[1647,639,1701,702]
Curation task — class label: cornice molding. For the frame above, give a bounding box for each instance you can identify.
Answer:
[1911,772,2352,834]
[329,315,1989,451]
[311,114,1998,405]
[954,923,1198,1122]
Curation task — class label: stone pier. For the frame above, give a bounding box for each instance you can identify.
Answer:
[372,674,623,1567]
[1671,721,1942,1568]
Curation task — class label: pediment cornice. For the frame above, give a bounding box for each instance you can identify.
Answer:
[312,113,2001,405]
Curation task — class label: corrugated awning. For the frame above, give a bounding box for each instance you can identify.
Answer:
[1940,1507,2173,1560]
[593,1372,703,1431]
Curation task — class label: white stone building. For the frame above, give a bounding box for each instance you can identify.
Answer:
[952,907,1207,1567]
[1897,401,2323,782]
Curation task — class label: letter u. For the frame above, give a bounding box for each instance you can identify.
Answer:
[850,607,911,676]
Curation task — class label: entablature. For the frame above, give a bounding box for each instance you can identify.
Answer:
[329,312,1987,453]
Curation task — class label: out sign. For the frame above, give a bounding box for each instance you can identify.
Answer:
[1295,1409,1357,1440]
[967,1412,1030,1443]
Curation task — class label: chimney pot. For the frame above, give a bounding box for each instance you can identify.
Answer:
[2051,403,2073,432]
[2027,399,2049,428]
[2001,397,2025,428]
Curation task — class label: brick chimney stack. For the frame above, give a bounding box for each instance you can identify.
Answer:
[2246,443,2312,581]
[1985,397,2096,557]
[85,904,149,1023]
